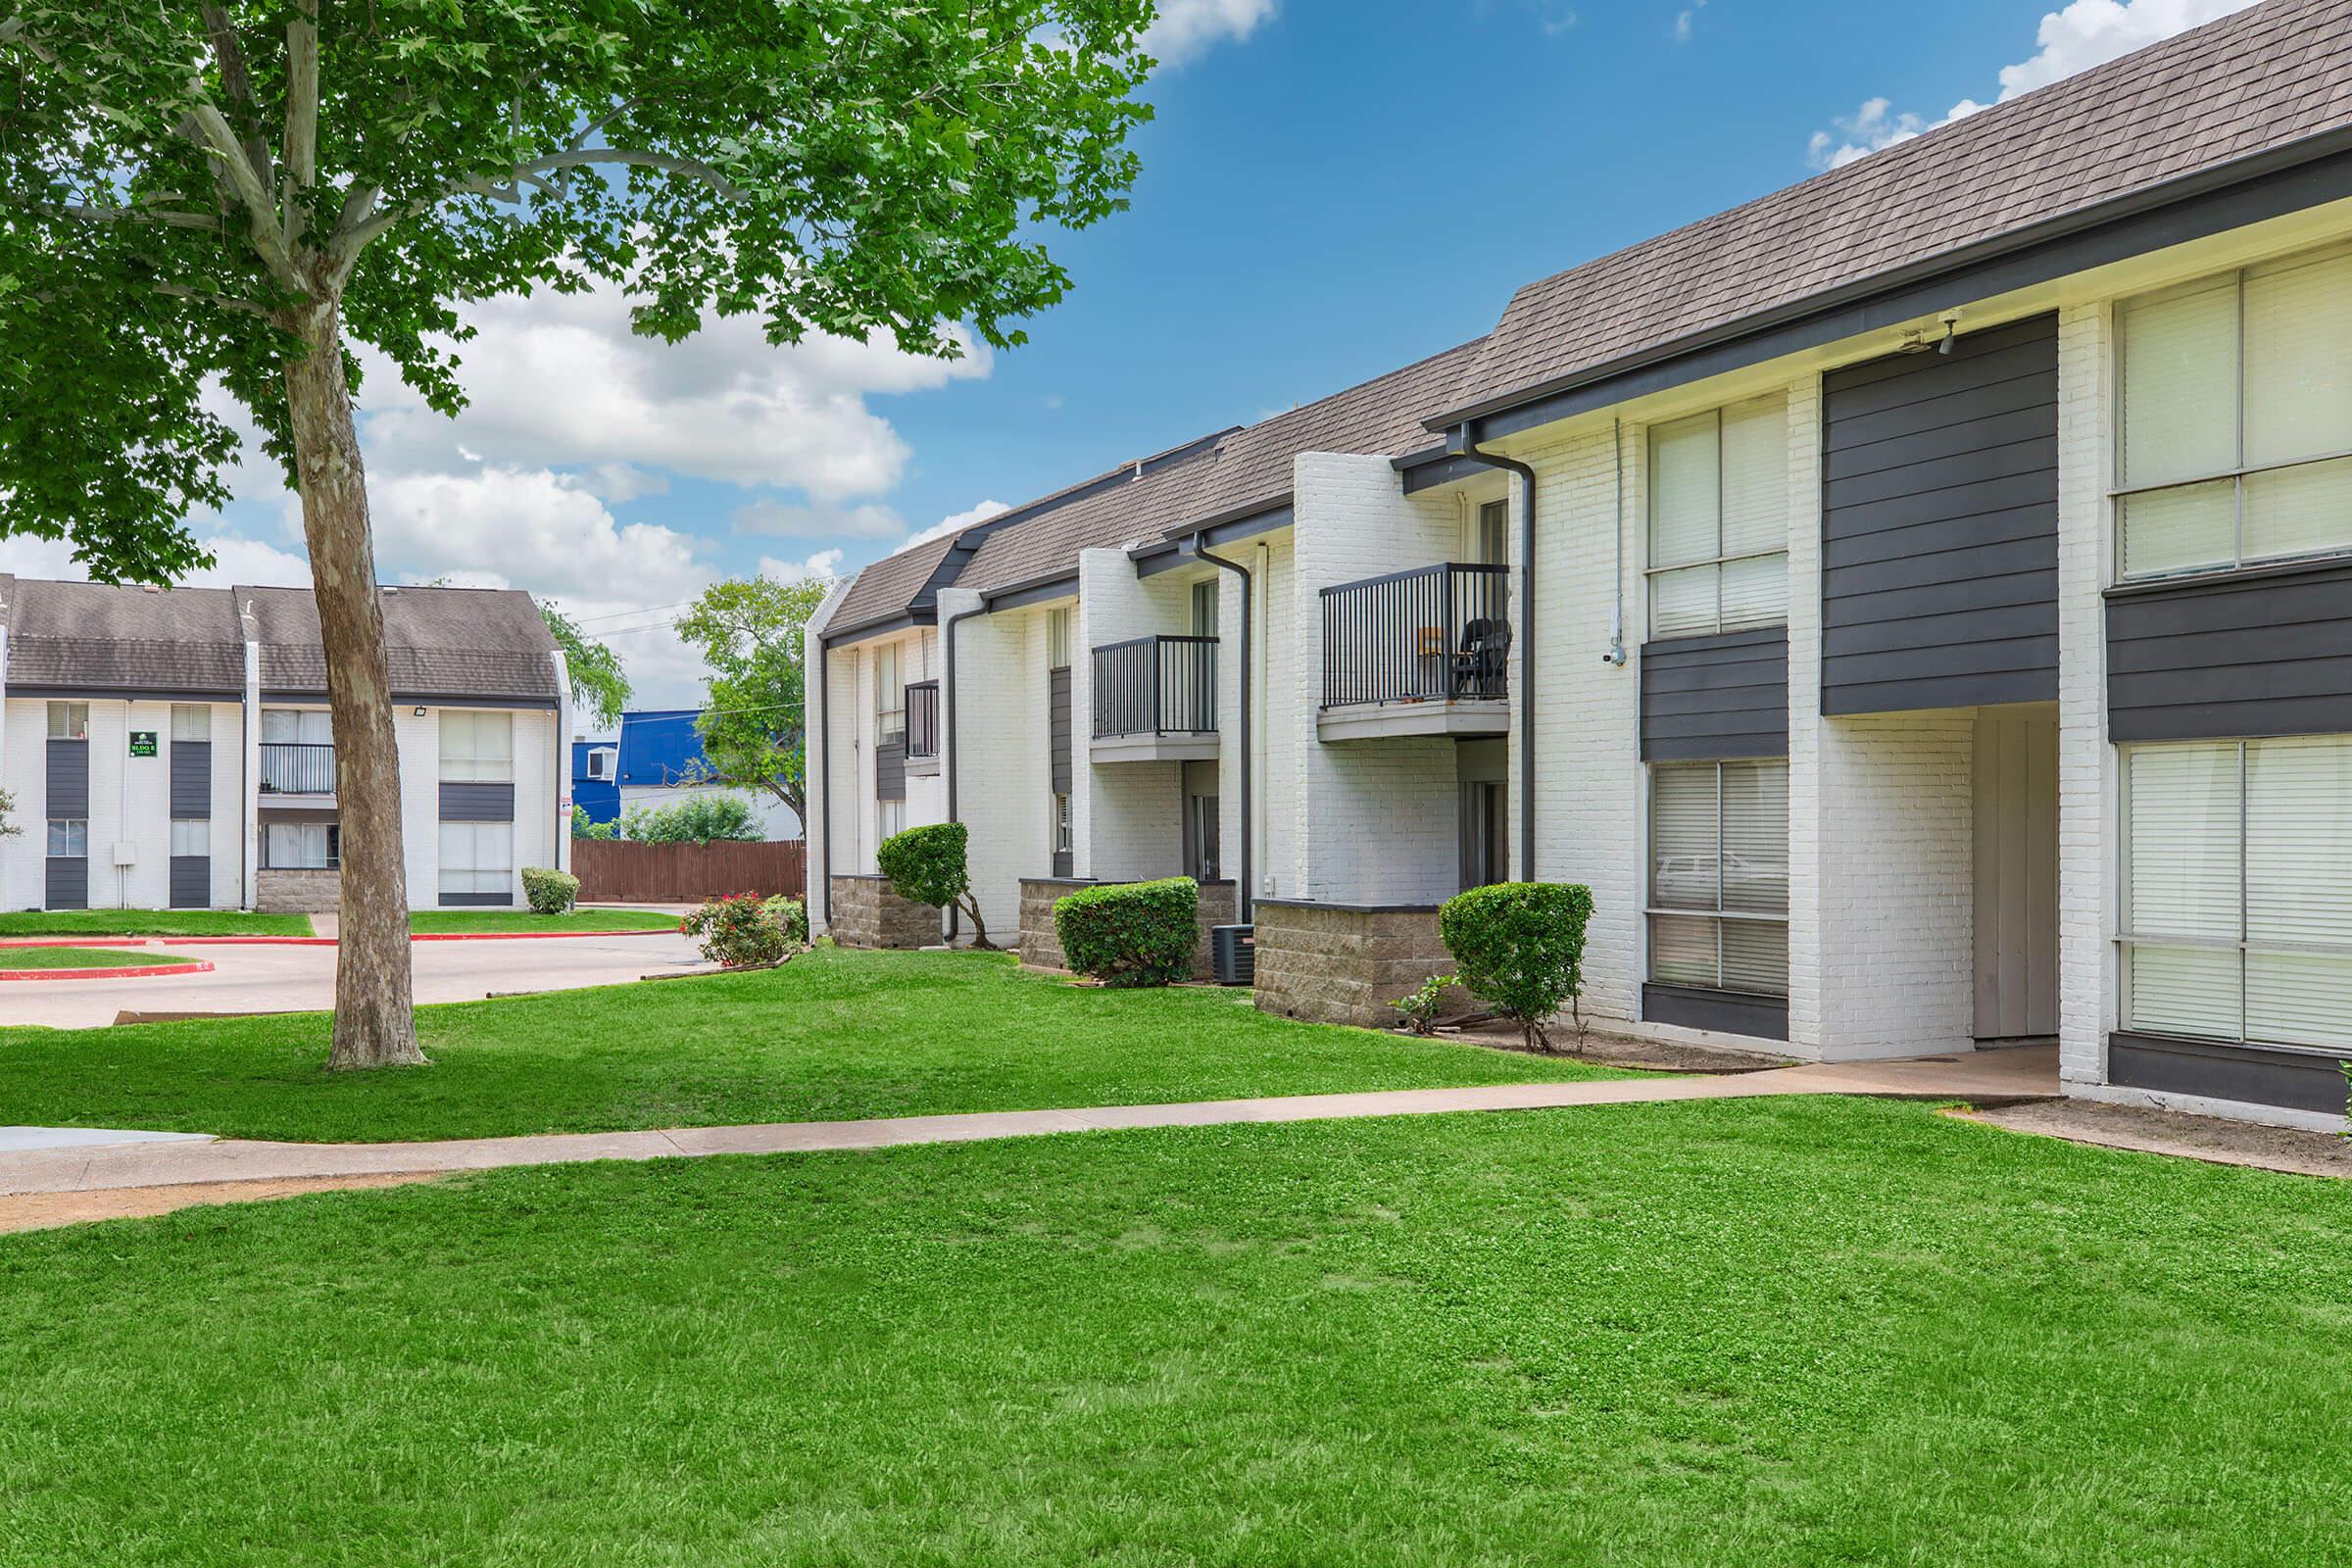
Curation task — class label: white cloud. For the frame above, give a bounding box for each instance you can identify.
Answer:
[896,498,1012,556]
[759,550,846,584]
[1807,0,2258,170]
[368,465,711,611]
[1672,4,1699,44]
[1144,0,1277,66]
[0,525,311,590]
[733,499,906,540]
[356,275,991,501]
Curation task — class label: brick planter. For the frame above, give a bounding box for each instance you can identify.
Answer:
[1020,876,1241,980]
[830,874,940,950]
[1251,899,1457,1028]
[257,868,339,914]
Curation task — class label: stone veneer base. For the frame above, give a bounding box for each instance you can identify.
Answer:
[830,875,941,950]
[1019,877,1241,982]
[1251,899,1456,1028]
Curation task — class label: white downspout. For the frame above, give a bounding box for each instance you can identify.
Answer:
[241,630,261,909]
[550,649,572,876]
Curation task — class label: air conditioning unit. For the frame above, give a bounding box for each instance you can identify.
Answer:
[1210,923,1254,986]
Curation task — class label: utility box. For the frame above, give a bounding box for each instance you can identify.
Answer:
[1209,923,1254,987]
[112,841,138,867]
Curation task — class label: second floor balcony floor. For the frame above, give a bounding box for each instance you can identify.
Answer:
[1318,562,1511,742]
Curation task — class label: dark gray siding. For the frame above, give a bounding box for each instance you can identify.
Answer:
[171,741,213,817]
[1821,314,2059,715]
[1641,628,1788,760]
[438,781,515,822]
[45,857,87,910]
[1642,983,1789,1041]
[2109,1031,2350,1117]
[441,891,515,907]
[1049,667,1073,794]
[46,738,88,817]
[875,738,907,802]
[2107,559,2352,743]
[171,856,212,908]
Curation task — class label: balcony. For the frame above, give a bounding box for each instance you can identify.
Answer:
[905,679,942,776]
[1318,563,1511,741]
[1091,635,1220,762]
[259,741,335,796]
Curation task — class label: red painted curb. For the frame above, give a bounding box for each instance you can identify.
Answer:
[0,928,680,950]
[0,959,215,982]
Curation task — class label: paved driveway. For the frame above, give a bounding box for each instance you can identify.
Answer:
[0,932,709,1029]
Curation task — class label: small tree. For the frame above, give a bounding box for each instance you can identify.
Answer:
[0,786,19,838]
[1439,883,1594,1053]
[876,821,989,949]
[541,602,632,729]
[674,576,830,826]
[620,793,765,845]
[570,805,618,842]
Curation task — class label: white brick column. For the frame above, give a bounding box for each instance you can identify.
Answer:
[801,579,848,934]
[1786,374,1828,1053]
[2055,302,2119,1091]
[549,649,572,875]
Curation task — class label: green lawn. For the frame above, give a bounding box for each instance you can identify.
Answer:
[409,907,680,935]
[2,1098,2347,1565]
[0,948,1629,1143]
[0,908,311,938]
[0,947,201,971]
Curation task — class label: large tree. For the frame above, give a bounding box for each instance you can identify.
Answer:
[540,602,632,731]
[0,0,1152,1065]
[673,573,827,827]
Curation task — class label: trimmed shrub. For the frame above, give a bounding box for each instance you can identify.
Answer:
[763,894,810,947]
[877,821,992,948]
[520,866,579,914]
[679,893,789,969]
[1054,877,1198,988]
[1439,881,1593,1052]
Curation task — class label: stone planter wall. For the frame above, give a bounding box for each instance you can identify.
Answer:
[1020,876,1242,981]
[830,874,940,950]
[1251,899,1458,1028]
[257,868,340,914]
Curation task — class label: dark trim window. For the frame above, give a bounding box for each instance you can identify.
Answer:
[1475,498,1509,565]
[45,819,87,858]
[1648,759,1788,996]
[46,702,87,740]
[1191,579,1219,638]
[1647,395,1788,638]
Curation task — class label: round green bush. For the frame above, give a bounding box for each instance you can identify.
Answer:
[877,821,992,947]
[763,894,810,947]
[1054,877,1198,988]
[679,893,788,968]
[1438,881,1593,1051]
[520,866,580,915]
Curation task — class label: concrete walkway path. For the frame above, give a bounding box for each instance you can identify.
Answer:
[0,1049,2058,1214]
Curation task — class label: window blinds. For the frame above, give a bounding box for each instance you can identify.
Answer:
[1649,759,1789,997]
[1648,396,1788,637]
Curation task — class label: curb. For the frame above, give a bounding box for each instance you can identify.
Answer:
[1,959,216,983]
[0,928,679,951]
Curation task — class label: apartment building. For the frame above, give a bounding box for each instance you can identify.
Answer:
[0,577,571,913]
[808,0,2352,1129]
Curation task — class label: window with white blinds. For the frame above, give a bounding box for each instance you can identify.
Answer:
[874,643,905,744]
[439,821,513,898]
[2123,736,2352,1051]
[1648,759,1789,996]
[439,710,512,782]
[1648,395,1789,638]
[2117,245,2352,579]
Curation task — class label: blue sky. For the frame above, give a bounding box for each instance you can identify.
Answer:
[0,0,2259,712]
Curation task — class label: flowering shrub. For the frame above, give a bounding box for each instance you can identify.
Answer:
[763,894,810,947]
[679,893,789,969]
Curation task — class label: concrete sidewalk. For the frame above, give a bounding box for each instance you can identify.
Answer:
[0,1048,2059,1207]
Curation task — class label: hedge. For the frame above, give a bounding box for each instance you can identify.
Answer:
[1054,877,1198,988]
[520,866,579,914]
[877,821,992,947]
[1439,881,1593,1051]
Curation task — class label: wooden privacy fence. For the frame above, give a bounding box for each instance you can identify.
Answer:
[571,839,808,903]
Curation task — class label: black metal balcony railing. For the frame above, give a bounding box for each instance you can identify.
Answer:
[259,742,335,794]
[1092,635,1217,739]
[1320,563,1510,709]
[906,679,941,760]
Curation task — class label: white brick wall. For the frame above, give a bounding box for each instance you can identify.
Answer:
[1076,548,1190,882]
[1,699,46,908]
[1287,453,1466,904]
[947,591,1045,937]
[1256,533,1298,901]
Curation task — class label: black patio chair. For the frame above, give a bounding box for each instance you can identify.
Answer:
[1452,618,1511,700]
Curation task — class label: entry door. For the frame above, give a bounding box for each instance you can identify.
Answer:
[1972,712,2058,1042]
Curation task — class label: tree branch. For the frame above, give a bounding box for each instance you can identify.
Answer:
[282,0,319,247]
[43,201,224,231]
[152,281,271,318]
[333,147,750,268]
[198,3,273,183]
[187,103,300,288]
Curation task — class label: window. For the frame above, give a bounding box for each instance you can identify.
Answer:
[878,798,906,842]
[1647,395,1788,638]
[1047,607,1073,669]
[1459,780,1504,891]
[45,819,87,858]
[2123,737,2352,1050]
[439,710,513,782]
[264,822,339,869]
[46,703,87,740]
[1648,760,1789,995]
[439,821,513,898]
[262,708,332,745]
[1475,499,1510,566]
[586,748,615,781]
[874,643,905,745]
[2118,247,2352,579]
[171,819,208,857]
[1192,580,1219,639]
[1186,791,1221,881]
[1053,793,1073,855]
[171,705,211,742]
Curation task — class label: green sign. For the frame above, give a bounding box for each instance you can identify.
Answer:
[128,731,158,758]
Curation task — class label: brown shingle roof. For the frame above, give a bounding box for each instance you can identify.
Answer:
[1439,0,2352,423]
[823,531,963,638]
[2,580,245,693]
[239,584,559,703]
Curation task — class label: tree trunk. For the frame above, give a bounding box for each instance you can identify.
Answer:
[281,292,423,1069]
[960,893,992,950]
